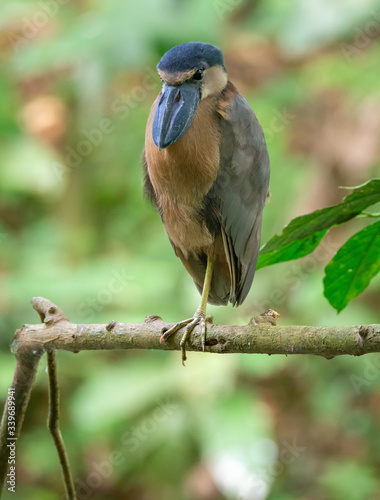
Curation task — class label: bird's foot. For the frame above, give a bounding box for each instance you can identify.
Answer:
[160,312,212,365]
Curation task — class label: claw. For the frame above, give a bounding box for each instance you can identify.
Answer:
[181,345,186,366]
[160,312,208,364]
[200,317,206,352]
[161,318,193,342]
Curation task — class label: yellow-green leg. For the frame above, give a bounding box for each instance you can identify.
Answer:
[161,259,214,365]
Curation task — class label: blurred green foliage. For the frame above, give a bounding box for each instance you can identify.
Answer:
[1,0,380,499]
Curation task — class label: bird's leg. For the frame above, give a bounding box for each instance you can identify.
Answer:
[160,259,214,365]
[179,259,214,358]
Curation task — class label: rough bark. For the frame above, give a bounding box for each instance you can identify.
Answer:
[10,297,380,357]
[0,296,379,498]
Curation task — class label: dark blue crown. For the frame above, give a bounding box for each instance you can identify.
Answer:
[157,42,225,73]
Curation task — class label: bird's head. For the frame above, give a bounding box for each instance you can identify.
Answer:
[152,42,227,150]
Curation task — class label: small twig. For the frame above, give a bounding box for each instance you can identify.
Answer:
[47,351,77,500]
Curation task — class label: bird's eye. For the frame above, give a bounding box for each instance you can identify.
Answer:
[192,69,204,81]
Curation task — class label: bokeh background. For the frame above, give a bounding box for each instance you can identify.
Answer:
[1,0,380,499]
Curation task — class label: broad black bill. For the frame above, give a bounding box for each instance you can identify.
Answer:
[152,83,200,150]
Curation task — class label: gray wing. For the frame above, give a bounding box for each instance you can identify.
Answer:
[214,92,270,305]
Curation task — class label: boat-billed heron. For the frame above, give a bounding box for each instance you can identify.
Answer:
[143,42,270,364]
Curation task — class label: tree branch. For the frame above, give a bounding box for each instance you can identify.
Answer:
[0,296,379,498]
[9,297,380,358]
[0,347,42,494]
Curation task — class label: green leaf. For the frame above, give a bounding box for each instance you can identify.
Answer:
[323,221,380,312]
[258,179,380,269]
[256,229,327,270]
[261,179,380,255]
